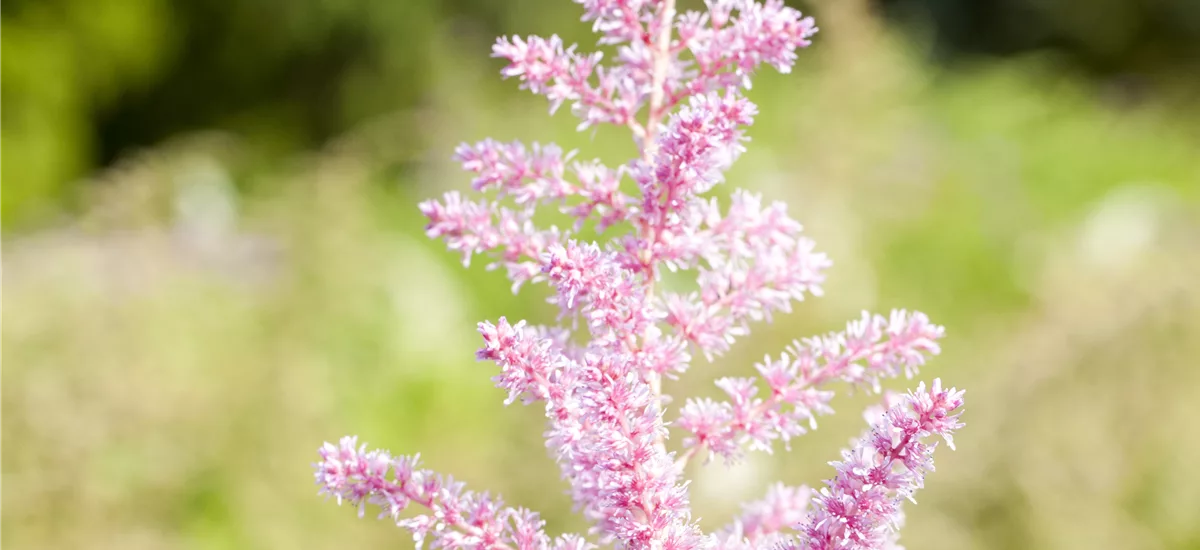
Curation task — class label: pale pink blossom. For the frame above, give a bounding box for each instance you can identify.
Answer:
[454,139,633,231]
[788,380,965,550]
[661,190,832,357]
[671,0,818,101]
[318,2,964,549]
[493,34,640,129]
[455,140,576,203]
[677,311,946,462]
[576,0,654,46]
[478,319,706,550]
[315,436,591,550]
[418,192,560,292]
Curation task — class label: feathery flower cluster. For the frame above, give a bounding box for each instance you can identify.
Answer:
[676,310,945,462]
[791,380,965,550]
[314,1,964,549]
[316,437,595,550]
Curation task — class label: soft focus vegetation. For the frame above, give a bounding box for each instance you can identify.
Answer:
[4,1,1200,549]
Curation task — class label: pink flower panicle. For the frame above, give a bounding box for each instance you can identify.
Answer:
[318,1,965,549]
[315,436,592,550]
[492,34,637,129]
[479,317,705,549]
[677,311,946,462]
[788,380,965,550]
[661,190,832,357]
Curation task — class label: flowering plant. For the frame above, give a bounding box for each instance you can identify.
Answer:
[312,1,964,549]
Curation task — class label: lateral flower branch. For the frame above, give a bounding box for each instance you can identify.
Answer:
[312,1,965,549]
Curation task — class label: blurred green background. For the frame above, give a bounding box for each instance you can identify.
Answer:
[4,0,1200,548]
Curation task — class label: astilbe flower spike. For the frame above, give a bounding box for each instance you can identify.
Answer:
[313,1,964,549]
[789,380,965,550]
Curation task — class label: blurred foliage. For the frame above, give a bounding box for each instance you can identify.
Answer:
[4,0,1200,228]
[3,0,1200,549]
[881,0,1200,71]
[0,0,599,228]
